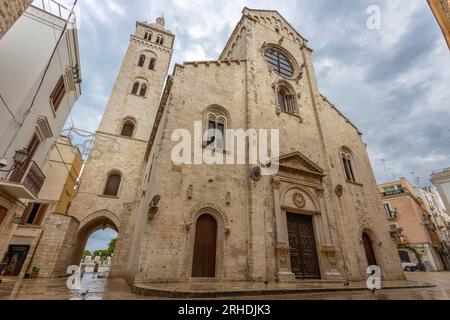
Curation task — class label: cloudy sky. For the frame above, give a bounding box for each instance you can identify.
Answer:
[85,228,117,252]
[38,1,449,248]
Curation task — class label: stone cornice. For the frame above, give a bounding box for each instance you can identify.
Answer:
[95,131,149,144]
[145,76,174,162]
[136,21,174,36]
[130,35,173,54]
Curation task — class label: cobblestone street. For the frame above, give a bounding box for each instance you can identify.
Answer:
[1,271,450,300]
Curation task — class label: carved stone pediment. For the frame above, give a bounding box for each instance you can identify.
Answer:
[275,152,325,178]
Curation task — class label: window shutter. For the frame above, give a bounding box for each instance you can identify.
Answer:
[50,76,66,112]
[20,204,34,225]
[0,206,7,226]
[35,204,48,226]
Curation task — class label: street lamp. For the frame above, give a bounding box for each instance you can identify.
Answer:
[13,148,29,164]
[0,149,29,172]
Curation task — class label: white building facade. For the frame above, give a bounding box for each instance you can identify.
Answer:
[0,3,81,277]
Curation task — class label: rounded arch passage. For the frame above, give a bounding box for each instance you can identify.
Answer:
[70,210,120,266]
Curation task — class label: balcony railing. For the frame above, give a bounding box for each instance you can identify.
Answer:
[32,0,74,21]
[382,189,406,197]
[0,161,46,199]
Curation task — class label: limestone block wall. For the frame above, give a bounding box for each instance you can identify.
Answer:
[133,62,250,283]
[317,94,406,280]
[0,0,31,39]
[30,213,79,277]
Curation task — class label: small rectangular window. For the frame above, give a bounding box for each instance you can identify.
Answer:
[21,203,48,226]
[50,76,66,112]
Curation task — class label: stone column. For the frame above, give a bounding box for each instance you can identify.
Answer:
[273,178,295,281]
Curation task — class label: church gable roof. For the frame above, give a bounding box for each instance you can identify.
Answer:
[242,7,308,44]
[275,151,325,177]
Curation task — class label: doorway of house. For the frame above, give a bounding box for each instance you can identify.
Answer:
[1,245,30,276]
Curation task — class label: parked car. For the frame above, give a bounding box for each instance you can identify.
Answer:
[402,262,419,272]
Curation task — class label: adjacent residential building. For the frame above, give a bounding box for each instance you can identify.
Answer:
[427,0,450,49]
[431,168,450,213]
[417,186,450,269]
[0,2,81,276]
[379,178,448,271]
[0,0,32,39]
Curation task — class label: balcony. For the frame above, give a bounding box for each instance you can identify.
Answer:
[33,0,74,21]
[382,188,406,197]
[0,161,46,200]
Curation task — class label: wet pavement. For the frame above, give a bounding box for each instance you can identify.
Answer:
[0,271,450,300]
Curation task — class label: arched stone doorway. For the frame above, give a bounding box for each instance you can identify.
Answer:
[363,232,377,267]
[192,214,217,278]
[71,211,120,266]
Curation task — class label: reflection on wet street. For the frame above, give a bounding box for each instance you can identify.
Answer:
[1,271,450,300]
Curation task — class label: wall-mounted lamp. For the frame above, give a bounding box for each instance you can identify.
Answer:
[0,149,29,172]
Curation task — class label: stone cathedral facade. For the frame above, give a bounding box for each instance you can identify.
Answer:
[41,8,406,286]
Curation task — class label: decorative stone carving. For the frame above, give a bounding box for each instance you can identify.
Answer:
[250,167,262,181]
[187,185,193,200]
[321,245,340,275]
[148,194,161,220]
[225,192,231,205]
[293,192,306,208]
[335,184,344,197]
[272,177,281,189]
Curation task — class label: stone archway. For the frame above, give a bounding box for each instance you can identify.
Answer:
[70,210,120,266]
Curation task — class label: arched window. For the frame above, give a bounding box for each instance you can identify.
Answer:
[149,58,156,70]
[204,105,230,150]
[120,119,135,137]
[341,148,358,183]
[156,36,164,45]
[138,55,146,67]
[144,32,152,41]
[103,173,122,197]
[131,82,140,95]
[275,82,298,115]
[139,83,147,97]
[131,79,148,97]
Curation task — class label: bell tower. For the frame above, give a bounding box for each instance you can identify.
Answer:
[97,16,174,139]
[60,17,175,277]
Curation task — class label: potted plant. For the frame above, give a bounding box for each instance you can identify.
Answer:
[30,267,39,279]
